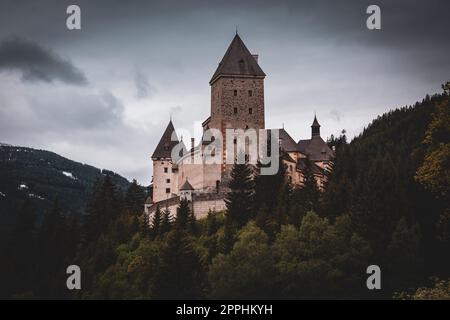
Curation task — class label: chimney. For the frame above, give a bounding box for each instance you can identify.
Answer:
[252,54,259,63]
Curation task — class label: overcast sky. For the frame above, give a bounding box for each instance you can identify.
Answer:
[0,0,449,185]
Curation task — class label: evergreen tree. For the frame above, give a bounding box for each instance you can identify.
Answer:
[36,199,68,298]
[153,229,204,299]
[289,158,320,225]
[188,207,197,235]
[124,179,146,215]
[175,198,191,230]
[84,176,122,244]
[160,208,172,235]
[150,205,162,238]
[205,210,218,236]
[386,218,424,290]
[225,161,255,228]
[254,150,286,217]
[141,211,150,237]
[221,217,236,254]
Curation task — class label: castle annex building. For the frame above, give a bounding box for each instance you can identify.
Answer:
[145,34,334,219]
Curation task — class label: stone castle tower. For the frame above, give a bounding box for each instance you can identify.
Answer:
[203,34,266,171]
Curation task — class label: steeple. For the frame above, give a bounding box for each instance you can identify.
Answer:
[311,115,321,138]
[151,120,179,159]
[209,34,265,84]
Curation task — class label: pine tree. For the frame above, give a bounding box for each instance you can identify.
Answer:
[254,150,286,216]
[289,157,320,225]
[225,161,255,228]
[124,179,146,215]
[221,217,235,254]
[252,149,288,237]
[141,211,150,237]
[206,210,218,236]
[153,228,204,299]
[188,207,197,235]
[150,205,162,238]
[160,208,172,235]
[175,198,191,230]
[386,218,424,290]
[36,199,68,298]
[84,176,122,244]
[255,203,278,241]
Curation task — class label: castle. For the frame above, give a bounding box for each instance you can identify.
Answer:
[145,34,334,219]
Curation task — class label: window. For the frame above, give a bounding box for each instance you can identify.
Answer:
[233,138,237,144]
[249,108,253,114]
[166,178,170,183]
[248,90,252,97]
[234,107,238,114]
[165,188,171,194]
[234,90,237,96]
[216,180,220,192]
[164,167,168,173]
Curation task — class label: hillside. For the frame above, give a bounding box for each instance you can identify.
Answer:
[321,92,449,281]
[0,144,130,221]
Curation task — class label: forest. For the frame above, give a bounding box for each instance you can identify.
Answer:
[0,84,448,299]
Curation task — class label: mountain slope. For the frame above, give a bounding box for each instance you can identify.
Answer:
[0,145,130,220]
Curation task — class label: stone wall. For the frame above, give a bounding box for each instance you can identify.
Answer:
[146,192,226,223]
[210,76,265,131]
[192,192,226,219]
[145,195,180,224]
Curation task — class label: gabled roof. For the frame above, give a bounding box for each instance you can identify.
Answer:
[210,34,266,84]
[180,179,194,191]
[151,120,180,159]
[297,139,310,153]
[278,128,300,152]
[297,136,334,162]
[296,158,323,175]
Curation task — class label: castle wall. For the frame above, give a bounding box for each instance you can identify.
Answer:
[192,198,226,220]
[146,193,226,223]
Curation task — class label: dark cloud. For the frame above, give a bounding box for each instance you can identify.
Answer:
[0,37,87,85]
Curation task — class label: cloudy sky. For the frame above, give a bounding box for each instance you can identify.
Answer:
[0,0,449,185]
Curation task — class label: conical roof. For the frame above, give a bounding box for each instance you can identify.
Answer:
[180,179,194,191]
[151,120,179,159]
[210,34,265,84]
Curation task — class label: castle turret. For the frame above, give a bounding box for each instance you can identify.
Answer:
[311,115,321,138]
[180,179,194,202]
[151,120,180,202]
